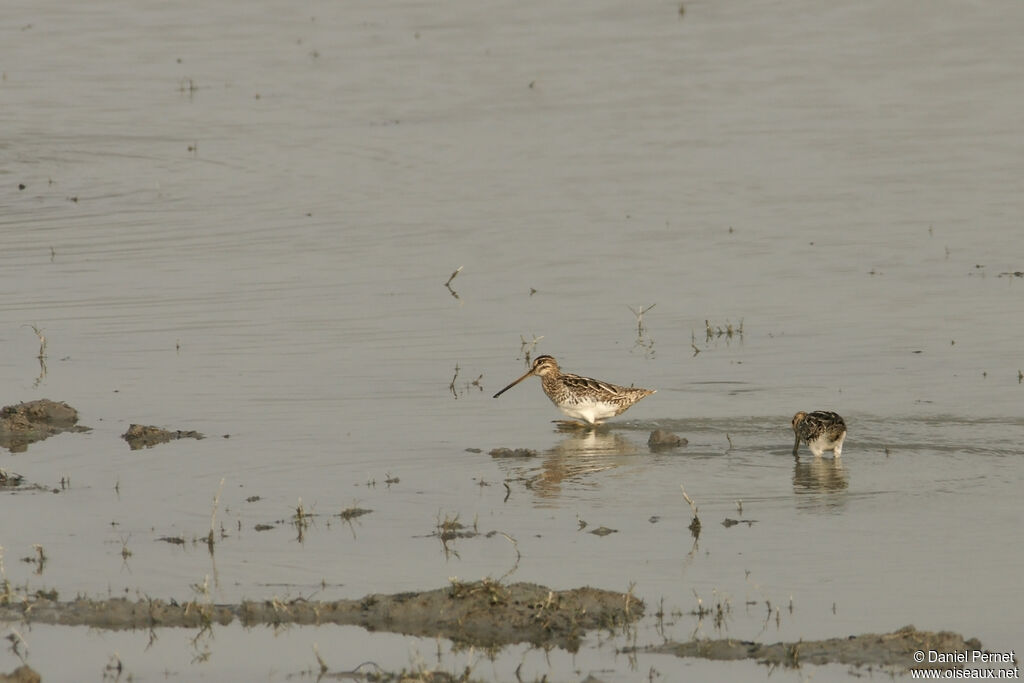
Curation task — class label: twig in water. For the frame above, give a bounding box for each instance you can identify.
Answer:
[6,628,28,663]
[23,324,47,359]
[444,266,463,287]
[119,535,133,562]
[207,478,225,552]
[518,334,544,363]
[0,548,11,605]
[293,498,315,543]
[679,484,698,516]
[497,532,521,582]
[628,303,657,337]
[632,335,656,359]
[31,545,46,574]
[449,363,460,399]
[691,588,710,618]
[104,653,124,678]
[312,643,328,674]
[444,266,463,300]
[680,484,701,538]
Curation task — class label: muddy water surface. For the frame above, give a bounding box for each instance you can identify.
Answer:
[2,0,1023,680]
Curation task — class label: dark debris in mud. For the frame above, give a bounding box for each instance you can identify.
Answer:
[336,671,476,683]
[489,447,538,458]
[0,580,642,651]
[307,663,484,683]
[0,468,25,486]
[157,535,186,545]
[338,507,372,521]
[0,399,90,452]
[647,429,687,450]
[644,624,984,670]
[122,423,204,450]
[432,516,480,542]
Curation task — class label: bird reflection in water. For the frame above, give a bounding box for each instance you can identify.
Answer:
[792,456,848,511]
[495,428,644,501]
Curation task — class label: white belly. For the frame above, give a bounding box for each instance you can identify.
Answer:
[556,399,618,425]
[808,432,846,457]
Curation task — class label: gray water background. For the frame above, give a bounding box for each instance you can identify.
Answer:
[2,0,1022,680]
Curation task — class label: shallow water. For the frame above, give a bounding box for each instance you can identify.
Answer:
[2,0,1023,680]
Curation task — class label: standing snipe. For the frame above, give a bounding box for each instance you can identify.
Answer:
[493,355,655,426]
[792,411,847,457]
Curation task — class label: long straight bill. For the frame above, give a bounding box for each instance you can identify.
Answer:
[492,369,534,398]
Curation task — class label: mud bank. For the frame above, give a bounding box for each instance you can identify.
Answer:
[0,666,40,683]
[0,580,641,651]
[121,423,204,450]
[0,399,204,453]
[0,399,89,452]
[645,624,984,670]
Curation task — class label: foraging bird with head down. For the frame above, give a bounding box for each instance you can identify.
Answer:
[791,410,847,457]
[493,355,655,426]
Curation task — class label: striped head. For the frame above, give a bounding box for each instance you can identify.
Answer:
[493,355,561,398]
[791,411,808,432]
[528,355,560,377]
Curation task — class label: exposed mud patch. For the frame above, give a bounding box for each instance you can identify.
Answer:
[0,580,641,651]
[0,665,41,683]
[0,399,90,452]
[647,429,687,450]
[645,625,984,670]
[122,424,204,450]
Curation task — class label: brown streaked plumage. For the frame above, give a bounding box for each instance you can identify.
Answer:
[792,410,847,457]
[493,355,655,426]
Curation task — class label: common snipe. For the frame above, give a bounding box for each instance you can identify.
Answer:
[792,411,847,457]
[493,355,654,426]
